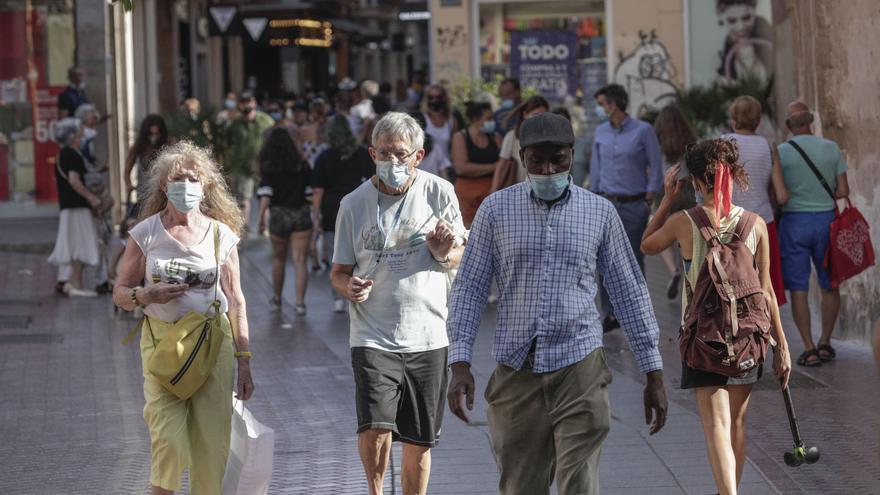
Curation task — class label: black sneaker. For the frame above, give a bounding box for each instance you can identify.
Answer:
[55,281,68,294]
[603,315,620,334]
[95,282,112,294]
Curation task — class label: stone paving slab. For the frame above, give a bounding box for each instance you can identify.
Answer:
[1,233,879,493]
[241,239,768,494]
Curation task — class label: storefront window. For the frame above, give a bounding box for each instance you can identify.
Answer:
[479,1,607,100]
[478,0,607,148]
[0,0,76,204]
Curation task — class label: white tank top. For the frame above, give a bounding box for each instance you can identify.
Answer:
[424,113,453,165]
[129,214,240,322]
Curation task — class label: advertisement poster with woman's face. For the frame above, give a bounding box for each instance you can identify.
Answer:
[689,0,773,87]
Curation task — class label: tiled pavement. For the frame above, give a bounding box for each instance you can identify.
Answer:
[0,226,878,494]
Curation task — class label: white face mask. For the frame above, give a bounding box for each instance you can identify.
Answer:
[83,128,97,140]
[166,181,203,213]
[376,160,412,189]
[528,171,571,201]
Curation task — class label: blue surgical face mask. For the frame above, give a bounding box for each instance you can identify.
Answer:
[528,171,571,201]
[166,181,203,213]
[500,99,514,110]
[270,111,282,121]
[481,120,497,134]
[376,160,412,189]
[694,181,703,203]
[595,104,608,123]
[224,99,236,110]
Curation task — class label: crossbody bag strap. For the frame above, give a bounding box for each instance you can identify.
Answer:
[212,221,220,305]
[787,140,835,202]
[211,221,242,354]
[55,152,68,182]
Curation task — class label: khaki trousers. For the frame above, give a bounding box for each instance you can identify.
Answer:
[140,315,234,494]
[485,348,613,495]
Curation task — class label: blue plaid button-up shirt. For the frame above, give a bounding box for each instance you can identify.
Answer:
[447,182,663,374]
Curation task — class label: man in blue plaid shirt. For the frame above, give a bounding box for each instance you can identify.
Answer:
[446,113,668,495]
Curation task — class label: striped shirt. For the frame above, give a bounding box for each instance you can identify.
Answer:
[724,133,775,222]
[447,182,663,374]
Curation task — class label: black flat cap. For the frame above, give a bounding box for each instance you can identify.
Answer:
[519,112,575,148]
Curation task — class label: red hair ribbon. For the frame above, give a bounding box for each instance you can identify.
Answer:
[713,162,733,220]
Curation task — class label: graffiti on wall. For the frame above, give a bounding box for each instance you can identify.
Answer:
[434,24,469,83]
[613,30,678,117]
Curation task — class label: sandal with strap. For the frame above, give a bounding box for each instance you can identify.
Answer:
[817,344,836,362]
[797,349,822,367]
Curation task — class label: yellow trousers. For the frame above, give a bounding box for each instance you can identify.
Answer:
[140,315,234,493]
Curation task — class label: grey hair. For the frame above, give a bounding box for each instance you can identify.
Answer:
[74,104,100,122]
[371,112,424,151]
[52,117,82,145]
[361,80,379,98]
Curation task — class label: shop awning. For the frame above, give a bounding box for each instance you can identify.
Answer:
[330,18,384,38]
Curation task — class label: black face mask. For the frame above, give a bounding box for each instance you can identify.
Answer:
[428,100,445,112]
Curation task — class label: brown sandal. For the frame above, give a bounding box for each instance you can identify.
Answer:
[817,344,836,362]
[797,349,822,367]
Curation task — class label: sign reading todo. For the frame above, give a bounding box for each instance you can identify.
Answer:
[510,30,578,101]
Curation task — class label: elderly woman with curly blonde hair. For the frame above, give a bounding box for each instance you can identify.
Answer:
[113,141,255,494]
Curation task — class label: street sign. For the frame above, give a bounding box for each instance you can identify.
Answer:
[209,6,237,34]
[243,17,268,42]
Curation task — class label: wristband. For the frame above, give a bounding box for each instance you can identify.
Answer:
[235,351,252,359]
[130,287,143,307]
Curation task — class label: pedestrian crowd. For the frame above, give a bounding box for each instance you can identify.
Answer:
[49,65,862,495]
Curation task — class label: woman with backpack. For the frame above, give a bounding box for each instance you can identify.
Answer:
[640,138,792,495]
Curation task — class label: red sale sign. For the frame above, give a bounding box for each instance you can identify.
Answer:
[31,86,62,202]
[25,7,62,203]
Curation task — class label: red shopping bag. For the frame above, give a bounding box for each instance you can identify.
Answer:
[825,199,875,288]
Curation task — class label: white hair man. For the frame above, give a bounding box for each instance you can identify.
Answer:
[331,112,466,495]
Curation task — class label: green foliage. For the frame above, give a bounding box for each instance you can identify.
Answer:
[674,75,775,138]
[165,108,226,156]
[110,0,133,12]
[446,75,540,125]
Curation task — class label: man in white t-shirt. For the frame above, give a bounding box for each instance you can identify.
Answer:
[331,112,466,495]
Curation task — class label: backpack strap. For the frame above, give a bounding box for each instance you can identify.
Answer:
[687,206,718,244]
[731,210,758,245]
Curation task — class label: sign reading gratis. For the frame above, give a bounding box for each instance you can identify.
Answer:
[510,30,578,101]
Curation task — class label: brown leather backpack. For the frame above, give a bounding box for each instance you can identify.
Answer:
[680,207,776,377]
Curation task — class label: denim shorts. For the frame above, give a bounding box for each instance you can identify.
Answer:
[778,211,835,291]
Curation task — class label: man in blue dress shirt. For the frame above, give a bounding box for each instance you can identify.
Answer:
[447,113,667,495]
[589,84,664,331]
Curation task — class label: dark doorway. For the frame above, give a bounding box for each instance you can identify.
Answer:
[243,43,282,100]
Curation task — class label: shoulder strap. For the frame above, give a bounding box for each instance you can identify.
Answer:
[687,206,718,243]
[55,153,68,182]
[732,210,758,242]
[212,221,220,305]
[211,221,243,355]
[787,140,835,201]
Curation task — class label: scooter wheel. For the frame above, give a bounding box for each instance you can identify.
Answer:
[784,451,803,467]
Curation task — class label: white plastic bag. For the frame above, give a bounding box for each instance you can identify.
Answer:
[222,398,275,495]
